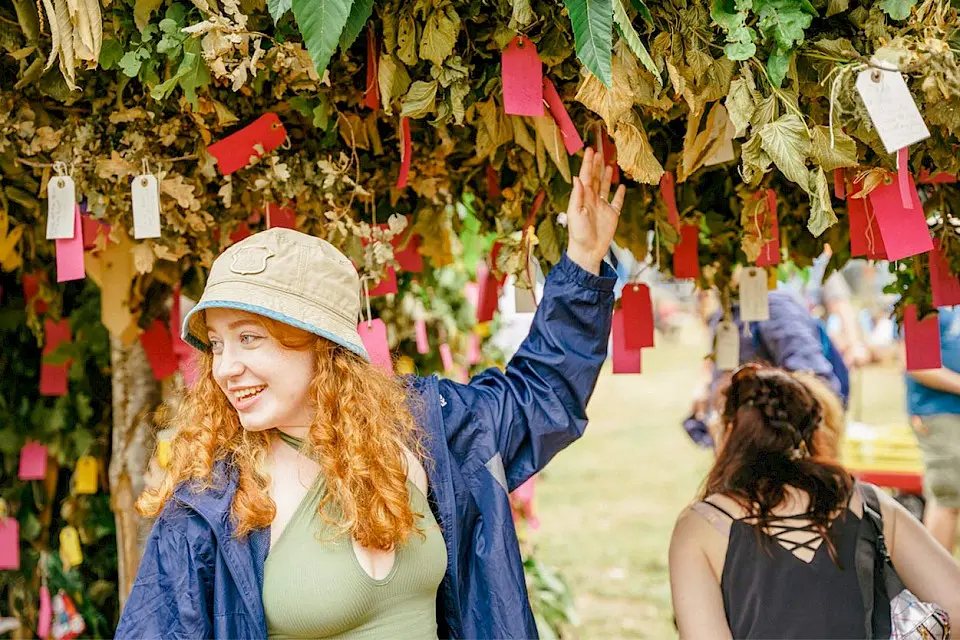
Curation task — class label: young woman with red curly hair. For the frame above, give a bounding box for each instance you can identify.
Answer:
[115,148,626,640]
[669,364,960,639]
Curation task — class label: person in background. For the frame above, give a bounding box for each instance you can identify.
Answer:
[906,306,960,553]
[670,365,960,639]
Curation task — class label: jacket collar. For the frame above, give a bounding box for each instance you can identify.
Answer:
[174,460,269,637]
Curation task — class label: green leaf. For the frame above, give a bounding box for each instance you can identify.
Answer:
[118,50,144,77]
[400,80,439,118]
[724,40,757,60]
[99,39,125,70]
[758,113,810,187]
[564,0,614,87]
[754,0,815,50]
[313,96,330,129]
[339,0,373,50]
[725,77,755,137]
[807,167,838,236]
[613,0,659,81]
[178,40,210,107]
[511,0,535,26]
[419,6,460,67]
[292,0,355,78]
[268,0,293,23]
[378,54,411,114]
[809,126,858,171]
[826,0,849,17]
[712,0,757,60]
[630,0,653,23]
[765,45,792,88]
[880,0,915,20]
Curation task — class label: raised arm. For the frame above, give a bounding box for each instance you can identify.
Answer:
[437,148,625,490]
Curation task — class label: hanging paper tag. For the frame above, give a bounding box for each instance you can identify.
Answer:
[74,456,98,495]
[673,223,700,279]
[502,36,544,117]
[365,28,380,110]
[439,343,455,372]
[46,175,76,239]
[542,77,584,154]
[855,67,930,154]
[40,318,71,397]
[612,308,642,374]
[55,206,86,283]
[266,204,297,230]
[396,356,416,376]
[918,168,957,184]
[596,127,619,184]
[767,266,778,291]
[157,439,172,469]
[38,585,52,638]
[81,214,110,251]
[415,319,429,354]
[229,222,252,245]
[368,267,398,296]
[896,147,913,210]
[358,319,393,374]
[755,190,780,267]
[834,168,846,200]
[486,165,501,200]
[475,265,501,323]
[140,320,180,380]
[904,305,942,371]
[132,174,162,239]
[396,117,412,189]
[393,229,423,272]
[621,283,654,349]
[0,518,19,570]
[19,440,48,480]
[715,321,741,371]
[59,526,83,569]
[739,268,770,322]
[208,113,288,176]
[930,241,960,307]
[868,172,933,261]
[660,172,679,229]
[467,333,481,365]
[847,181,887,259]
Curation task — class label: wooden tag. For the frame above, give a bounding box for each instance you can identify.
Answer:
[739,267,770,322]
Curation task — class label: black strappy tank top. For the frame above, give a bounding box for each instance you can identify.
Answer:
[704,499,871,639]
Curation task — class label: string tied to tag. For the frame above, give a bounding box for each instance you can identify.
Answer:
[827,63,866,150]
[360,275,373,328]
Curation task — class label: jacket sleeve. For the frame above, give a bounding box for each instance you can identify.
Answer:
[756,294,842,396]
[436,253,616,491]
[115,506,214,639]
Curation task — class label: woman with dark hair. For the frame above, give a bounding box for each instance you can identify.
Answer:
[669,364,960,639]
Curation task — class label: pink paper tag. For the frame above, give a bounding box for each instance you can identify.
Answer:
[543,77,584,155]
[904,305,942,372]
[396,117,412,189]
[673,224,700,279]
[467,334,481,365]
[930,240,960,307]
[0,518,19,570]
[439,343,454,372]
[621,283,654,349]
[38,585,52,637]
[368,267,398,296]
[457,366,469,384]
[464,281,480,309]
[755,190,781,267]
[612,308,642,374]
[660,172,679,229]
[415,319,429,354]
[502,36,544,117]
[834,168,846,200]
[358,319,393,374]
[868,172,933,261]
[897,147,913,210]
[18,440,48,480]
[56,206,85,282]
[140,320,180,381]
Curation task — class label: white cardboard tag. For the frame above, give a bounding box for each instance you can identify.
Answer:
[131,174,162,239]
[715,320,740,372]
[739,267,770,322]
[855,68,930,154]
[46,176,76,239]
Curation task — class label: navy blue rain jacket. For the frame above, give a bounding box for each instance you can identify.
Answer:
[115,253,616,639]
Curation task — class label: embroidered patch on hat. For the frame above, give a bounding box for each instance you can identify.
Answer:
[230,246,274,275]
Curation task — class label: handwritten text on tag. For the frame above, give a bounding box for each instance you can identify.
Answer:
[46,175,76,239]
[715,321,740,371]
[855,68,930,154]
[739,268,770,322]
[132,174,162,239]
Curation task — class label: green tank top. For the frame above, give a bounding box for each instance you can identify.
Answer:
[262,431,447,639]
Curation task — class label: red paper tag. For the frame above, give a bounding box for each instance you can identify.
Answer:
[755,189,781,267]
[266,204,297,230]
[502,36,544,117]
[467,333,481,365]
[0,518,19,570]
[848,181,887,260]
[358,319,392,374]
[368,267,398,296]
[475,264,500,323]
[834,168,846,200]
[612,308,642,374]
[396,117,412,189]
[918,168,957,184]
[18,440,48,480]
[365,28,380,110]
[415,319,429,354]
[40,318,70,397]
[56,205,85,282]
[596,127,619,184]
[904,305,942,371]
[673,224,700,279]
[660,172,679,229]
[171,286,192,358]
[897,147,913,210]
[140,320,180,380]
[81,214,110,250]
[868,172,933,261]
[208,113,287,176]
[439,343,454,372]
[393,230,423,273]
[930,240,960,307]
[542,77,584,155]
[229,222,252,245]
[486,165,501,200]
[621,283,654,349]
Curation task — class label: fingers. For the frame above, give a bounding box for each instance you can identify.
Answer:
[592,148,604,195]
[568,176,583,215]
[599,165,613,202]
[610,184,627,214]
[579,147,594,192]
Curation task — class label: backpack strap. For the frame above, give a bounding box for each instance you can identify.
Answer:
[855,481,891,639]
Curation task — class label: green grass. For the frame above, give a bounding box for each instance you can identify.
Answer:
[533,332,909,639]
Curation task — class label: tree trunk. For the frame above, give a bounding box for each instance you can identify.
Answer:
[108,338,161,609]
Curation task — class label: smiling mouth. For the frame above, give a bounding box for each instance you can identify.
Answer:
[233,385,266,403]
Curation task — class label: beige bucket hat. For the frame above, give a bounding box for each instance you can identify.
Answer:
[181,228,369,361]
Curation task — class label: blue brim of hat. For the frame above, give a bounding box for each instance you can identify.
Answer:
[181,299,371,362]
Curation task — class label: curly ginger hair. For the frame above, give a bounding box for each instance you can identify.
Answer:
[137,311,426,551]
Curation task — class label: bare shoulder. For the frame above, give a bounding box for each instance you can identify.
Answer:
[402,447,429,497]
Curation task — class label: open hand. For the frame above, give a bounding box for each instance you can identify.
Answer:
[565,147,627,275]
